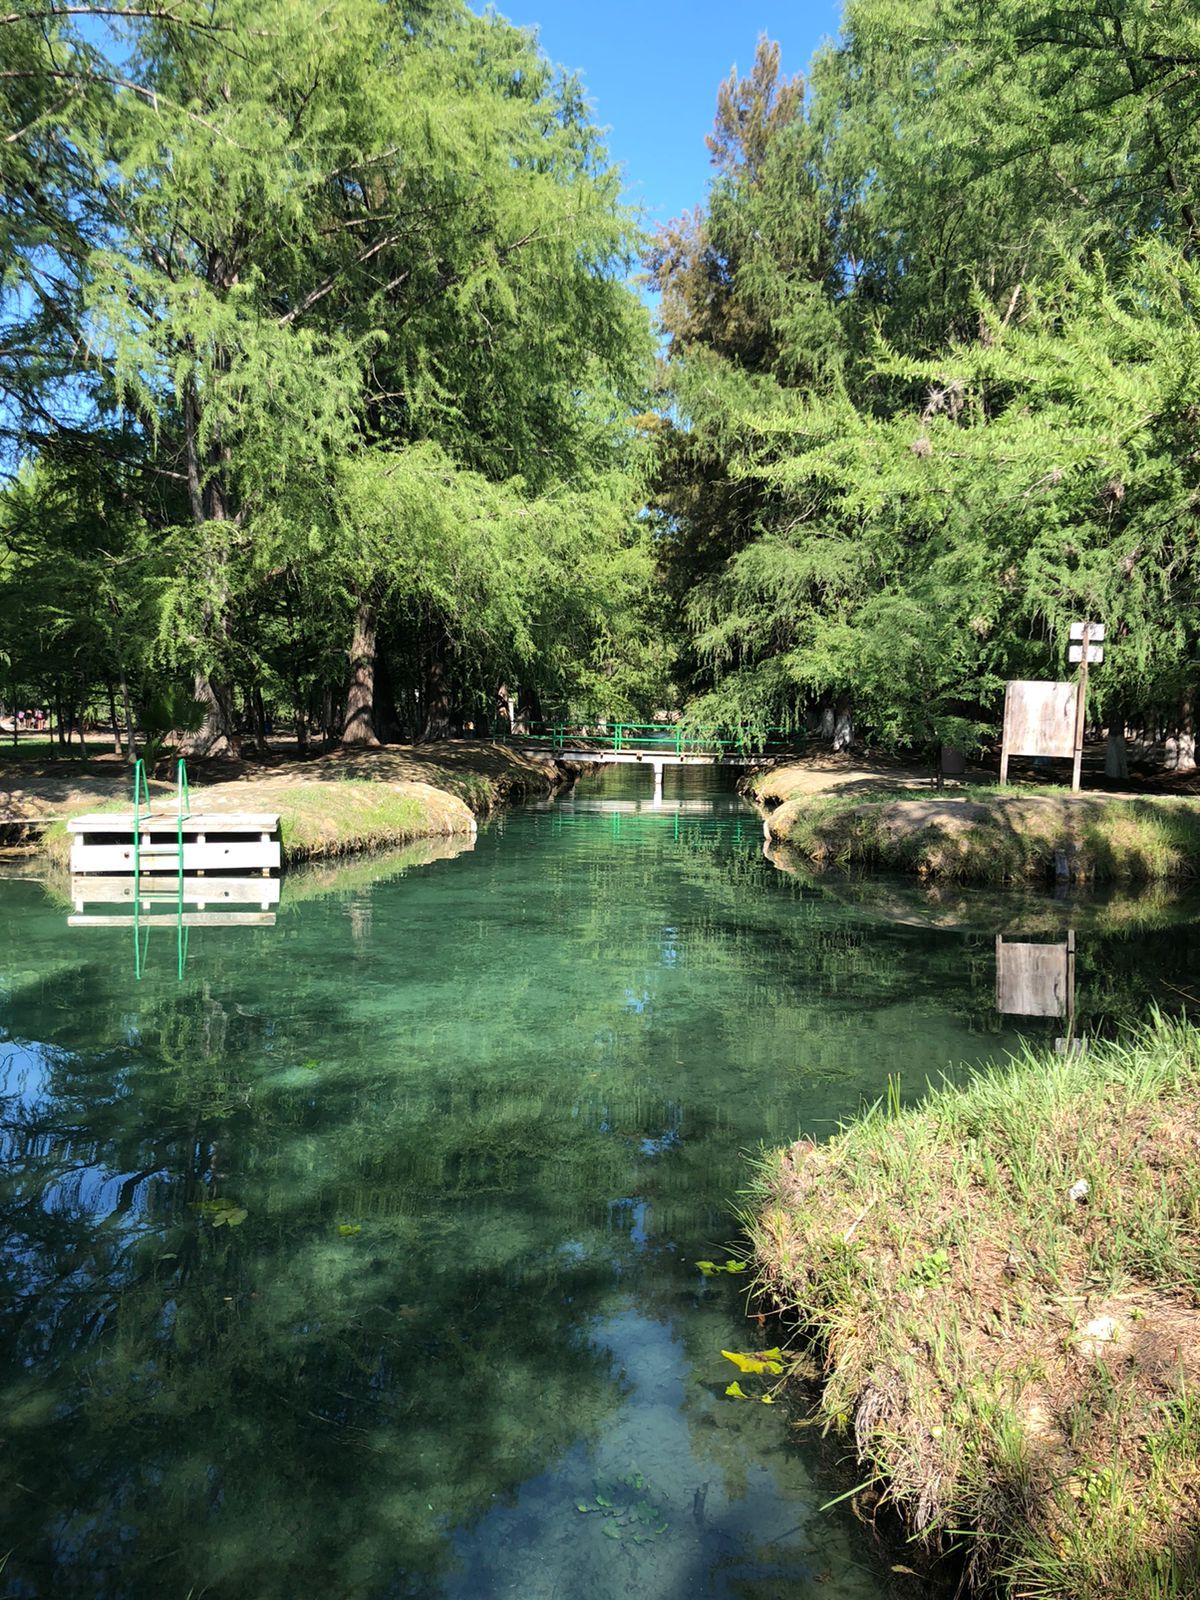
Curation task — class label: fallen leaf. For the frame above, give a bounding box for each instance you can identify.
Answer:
[721,1349,784,1375]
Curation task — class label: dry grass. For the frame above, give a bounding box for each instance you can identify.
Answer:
[747,1017,1200,1597]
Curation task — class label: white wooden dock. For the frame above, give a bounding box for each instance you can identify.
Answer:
[67,811,281,876]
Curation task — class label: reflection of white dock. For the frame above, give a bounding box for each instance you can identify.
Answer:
[559,798,742,816]
[67,812,281,875]
[68,874,279,928]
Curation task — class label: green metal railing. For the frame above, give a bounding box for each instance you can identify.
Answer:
[132,755,152,881]
[131,756,191,982]
[504,721,804,756]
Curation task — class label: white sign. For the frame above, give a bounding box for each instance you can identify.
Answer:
[1068,644,1104,664]
[1069,622,1105,642]
[1001,680,1078,760]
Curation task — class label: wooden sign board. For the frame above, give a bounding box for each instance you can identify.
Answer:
[1000,680,1078,783]
[1068,643,1104,664]
[996,935,1073,1018]
[1069,622,1105,642]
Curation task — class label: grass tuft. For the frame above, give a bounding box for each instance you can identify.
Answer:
[746,1015,1200,1597]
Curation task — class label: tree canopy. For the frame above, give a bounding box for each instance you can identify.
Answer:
[1,0,659,751]
[6,0,1200,764]
[650,5,1200,760]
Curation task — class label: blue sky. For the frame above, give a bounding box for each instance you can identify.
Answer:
[492,1,845,229]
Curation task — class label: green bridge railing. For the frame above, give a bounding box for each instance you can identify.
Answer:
[503,721,804,756]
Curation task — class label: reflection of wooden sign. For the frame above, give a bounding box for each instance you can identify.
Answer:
[995,934,1074,1018]
[999,680,1077,783]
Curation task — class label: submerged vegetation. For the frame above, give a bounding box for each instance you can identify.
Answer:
[748,1015,1200,1598]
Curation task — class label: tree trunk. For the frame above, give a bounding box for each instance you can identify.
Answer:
[252,685,268,752]
[420,626,452,742]
[342,594,381,746]
[75,674,87,758]
[832,693,854,753]
[1104,708,1129,782]
[1156,691,1197,774]
[373,643,403,744]
[294,680,308,755]
[495,681,516,738]
[186,673,239,758]
[119,670,136,764]
[107,681,122,757]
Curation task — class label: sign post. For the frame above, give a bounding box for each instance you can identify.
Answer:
[1068,622,1104,794]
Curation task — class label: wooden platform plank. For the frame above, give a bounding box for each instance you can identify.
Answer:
[71,875,281,906]
[66,811,279,833]
[68,912,277,928]
[70,840,281,874]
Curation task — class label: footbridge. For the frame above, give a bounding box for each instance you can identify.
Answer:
[508,722,803,797]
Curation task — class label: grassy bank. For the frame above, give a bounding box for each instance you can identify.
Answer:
[28,742,567,867]
[747,1017,1200,1598]
[749,770,1200,884]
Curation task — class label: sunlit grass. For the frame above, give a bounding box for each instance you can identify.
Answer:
[747,1015,1200,1597]
[756,783,1200,884]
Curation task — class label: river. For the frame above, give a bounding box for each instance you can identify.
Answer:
[2,765,1198,1599]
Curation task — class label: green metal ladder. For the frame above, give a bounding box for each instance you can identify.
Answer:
[131,757,191,981]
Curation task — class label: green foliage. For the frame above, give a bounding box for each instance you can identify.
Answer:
[652,11,1200,754]
[0,0,659,745]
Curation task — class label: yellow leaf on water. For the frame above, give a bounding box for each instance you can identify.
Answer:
[721,1349,784,1376]
[724,1381,749,1400]
[760,1393,776,1405]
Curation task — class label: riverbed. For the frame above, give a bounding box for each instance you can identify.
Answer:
[3,766,1197,1599]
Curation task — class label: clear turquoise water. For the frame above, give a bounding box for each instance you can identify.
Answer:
[2,766,1198,1600]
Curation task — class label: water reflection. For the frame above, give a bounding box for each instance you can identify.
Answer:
[6,771,1196,1598]
[57,833,479,984]
[766,840,1200,1048]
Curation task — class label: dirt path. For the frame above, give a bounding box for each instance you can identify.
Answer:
[748,752,950,806]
